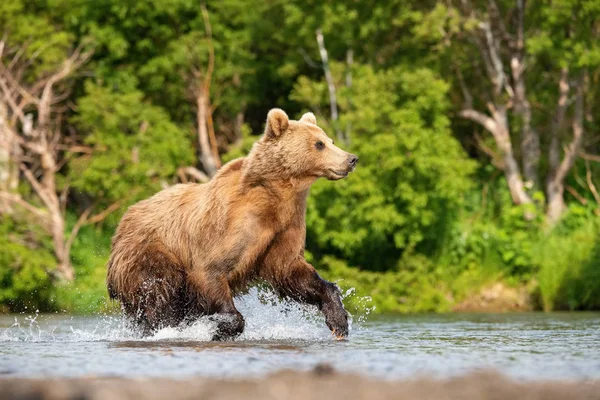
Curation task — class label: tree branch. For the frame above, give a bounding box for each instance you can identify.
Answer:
[64,204,94,257]
[200,3,220,169]
[585,160,600,207]
[0,191,49,223]
[565,185,587,206]
[455,67,473,108]
[19,163,53,208]
[38,44,93,126]
[554,72,584,184]
[316,27,344,144]
[0,76,27,125]
[479,20,512,97]
[580,152,600,163]
[460,109,498,135]
[178,166,210,183]
[474,132,504,169]
[548,67,570,178]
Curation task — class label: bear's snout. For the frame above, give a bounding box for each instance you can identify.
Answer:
[348,154,358,171]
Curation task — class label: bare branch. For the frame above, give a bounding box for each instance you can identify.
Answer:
[0,77,27,125]
[200,3,214,93]
[87,200,125,225]
[585,160,600,206]
[316,28,344,144]
[460,109,498,135]
[580,152,600,163]
[178,166,210,183]
[19,163,55,209]
[297,48,320,69]
[514,0,525,54]
[38,44,93,126]
[64,204,94,257]
[488,0,512,46]
[199,3,220,170]
[345,48,353,142]
[474,132,504,169]
[565,185,587,206]
[455,68,473,108]
[0,191,49,222]
[7,43,27,70]
[479,21,512,97]
[0,63,38,104]
[548,67,570,177]
[554,73,585,184]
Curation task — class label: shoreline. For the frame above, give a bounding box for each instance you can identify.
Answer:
[2,368,599,400]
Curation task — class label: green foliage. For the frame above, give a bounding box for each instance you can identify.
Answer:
[313,254,451,314]
[51,221,116,314]
[70,83,194,206]
[1,0,600,316]
[295,64,476,270]
[536,211,600,311]
[0,217,55,312]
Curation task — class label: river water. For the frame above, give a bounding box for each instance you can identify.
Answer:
[1,289,599,380]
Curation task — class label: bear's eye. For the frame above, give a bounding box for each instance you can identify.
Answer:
[315,141,325,151]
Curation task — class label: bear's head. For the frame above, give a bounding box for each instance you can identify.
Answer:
[250,108,358,182]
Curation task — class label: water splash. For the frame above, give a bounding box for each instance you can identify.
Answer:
[1,286,373,343]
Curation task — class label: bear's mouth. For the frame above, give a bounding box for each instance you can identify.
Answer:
[328,169,349,179]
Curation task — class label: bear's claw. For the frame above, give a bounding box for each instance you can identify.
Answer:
[332,329,346,341]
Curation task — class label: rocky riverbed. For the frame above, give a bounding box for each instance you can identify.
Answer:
[2,368,599,400]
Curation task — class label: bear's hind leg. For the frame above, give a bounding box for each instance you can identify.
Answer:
[121,245,188,335]
[187,274,245,341]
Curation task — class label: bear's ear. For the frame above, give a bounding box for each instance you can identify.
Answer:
[265,108,289,138]
[299,112,317,125]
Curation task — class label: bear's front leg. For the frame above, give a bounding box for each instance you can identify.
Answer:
[262,258,349,338]
[209,307,245,341]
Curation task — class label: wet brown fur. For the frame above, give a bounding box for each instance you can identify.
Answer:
[107,109,357,339]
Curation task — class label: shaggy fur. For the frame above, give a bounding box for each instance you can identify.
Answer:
[107,109,358,340]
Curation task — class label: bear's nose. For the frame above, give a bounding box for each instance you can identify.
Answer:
[348,155,358,168]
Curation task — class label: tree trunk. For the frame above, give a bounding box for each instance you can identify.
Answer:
[197,89,218,177]
[0,39,93,282]
[460,107,532,205]
[316,28,345,144]
[547,68,569,179]
[0,103,19,214]
[511,0,540,189]
[234,111,245,143]
[545,72,585,225]
[345,48,353,143]
[546,68,569,223]
[50,206,74,280]
[546,180,565,224]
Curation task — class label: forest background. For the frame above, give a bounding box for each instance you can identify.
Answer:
[1,0,599,315]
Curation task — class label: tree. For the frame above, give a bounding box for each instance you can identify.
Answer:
[0,8,94,280]
[420,0,600,223]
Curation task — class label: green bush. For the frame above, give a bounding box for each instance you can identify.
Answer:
[0,217,56,312]
[312,253,451,314]
[50,220,117,314]
[536,211,600,311]
[294,64,476,272]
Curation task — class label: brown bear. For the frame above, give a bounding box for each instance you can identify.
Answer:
[106,109,358,340]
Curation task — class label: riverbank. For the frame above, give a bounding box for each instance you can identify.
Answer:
[2,368,599,400]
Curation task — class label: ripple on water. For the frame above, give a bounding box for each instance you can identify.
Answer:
[0,292,598,381]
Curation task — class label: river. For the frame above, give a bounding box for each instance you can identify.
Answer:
[1,289,598,380]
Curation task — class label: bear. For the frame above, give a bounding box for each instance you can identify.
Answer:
[106,108,358,340]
